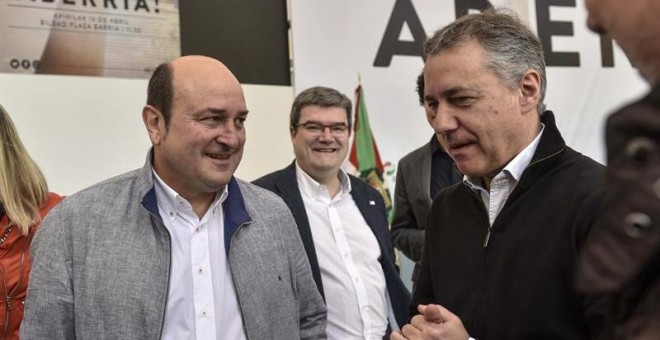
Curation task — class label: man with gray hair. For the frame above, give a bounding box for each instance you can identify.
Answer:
[254,86,410,339]
[393,9,607,340]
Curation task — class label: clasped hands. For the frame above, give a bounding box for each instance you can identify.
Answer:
[390,304,469,340]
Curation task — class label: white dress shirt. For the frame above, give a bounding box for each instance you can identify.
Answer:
[296,163,388,340]
[153,171,246,340]
[464,124,545,225]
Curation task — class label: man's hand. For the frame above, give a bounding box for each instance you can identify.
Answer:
[390,304,469,340]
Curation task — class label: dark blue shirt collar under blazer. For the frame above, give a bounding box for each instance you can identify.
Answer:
[252,161,412,329]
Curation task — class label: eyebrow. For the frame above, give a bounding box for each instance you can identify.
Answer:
[425,86,482,102]
[300,120,348,125]
[192,108,249,117]
[444,86,481,97]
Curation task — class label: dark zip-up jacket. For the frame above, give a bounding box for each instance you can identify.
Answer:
[412,111,608,339]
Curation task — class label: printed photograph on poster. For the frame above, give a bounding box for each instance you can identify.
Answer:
[0,0,180,78]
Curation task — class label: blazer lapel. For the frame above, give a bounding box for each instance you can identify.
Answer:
[349,177,389,249]
[418,141,433,203]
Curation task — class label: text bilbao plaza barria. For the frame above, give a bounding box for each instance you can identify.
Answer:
[7,0,163,71]
[15,0,160,12]
[375,0,619,68]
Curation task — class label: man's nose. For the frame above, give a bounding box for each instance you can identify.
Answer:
[318,126,335,140]
[215,121,243,148]
[431,107,458,135]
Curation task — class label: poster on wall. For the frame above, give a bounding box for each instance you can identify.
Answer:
[0,0,180,78]
[290,0,648,167]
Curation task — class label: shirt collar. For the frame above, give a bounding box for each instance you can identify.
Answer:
[464,123,545,190]
[295,161,351,200]
[151,168,227,221]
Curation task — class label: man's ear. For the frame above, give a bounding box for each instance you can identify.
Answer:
[290,125,297,140]
[143,105,165,145]
[519,69,541,114]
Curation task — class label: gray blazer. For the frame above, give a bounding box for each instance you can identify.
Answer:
[21,153,327,340]
[390,142,432,281]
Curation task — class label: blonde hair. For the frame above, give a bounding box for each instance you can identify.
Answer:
[0,104,48,235]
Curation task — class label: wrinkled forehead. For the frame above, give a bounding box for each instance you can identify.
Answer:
[423,43,490,86]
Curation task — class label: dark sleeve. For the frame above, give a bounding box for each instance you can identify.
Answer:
[576,101,660,339]
[390,161,425,261]
[575,188,610,340]
[408,204,436,318]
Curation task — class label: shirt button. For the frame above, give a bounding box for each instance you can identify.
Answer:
[201,310,208,317]
[198,267,204,274]
[169,211,174,217]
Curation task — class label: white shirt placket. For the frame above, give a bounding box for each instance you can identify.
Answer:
[326,202,373,338]
[189,213,217,339]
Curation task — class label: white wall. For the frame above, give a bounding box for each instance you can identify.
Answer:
[290,0,648,171]
[0,73,295,195]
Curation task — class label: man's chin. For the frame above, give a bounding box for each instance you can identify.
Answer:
[455,165,486,180]
[308,162,341,175]
[455,163,473,176]
[203,174,233,190]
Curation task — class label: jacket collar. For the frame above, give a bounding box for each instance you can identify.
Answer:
[529,111,566,164]
[139,150,159,217]
[512,111,567,191]
[139,149,251,255]
[222,177,251,254]
[649,84,660,105]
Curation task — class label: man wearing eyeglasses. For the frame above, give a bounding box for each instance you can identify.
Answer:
[254,86,410,339]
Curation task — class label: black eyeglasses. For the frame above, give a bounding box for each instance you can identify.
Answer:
[295,121,350,136]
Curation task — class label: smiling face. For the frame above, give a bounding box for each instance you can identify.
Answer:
[144,56,248,202]
[423,39,541,181]
[291,105,350,184]
[585,0,660,85]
